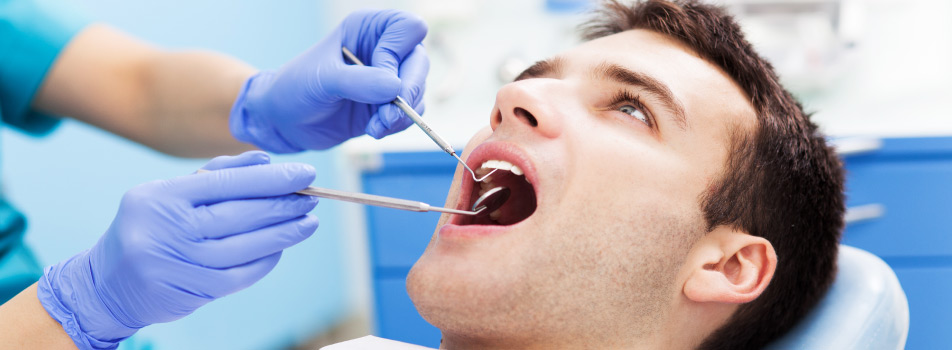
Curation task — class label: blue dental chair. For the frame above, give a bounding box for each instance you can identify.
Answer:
[767,245,909,349]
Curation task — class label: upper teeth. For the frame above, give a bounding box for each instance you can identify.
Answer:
[472,160,528,222]
[479,160,523,176]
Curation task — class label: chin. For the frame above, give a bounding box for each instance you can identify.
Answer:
[406,252,540,340]
[406,259,477,333]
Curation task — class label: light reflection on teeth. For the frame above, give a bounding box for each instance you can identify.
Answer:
[479,160,524,176]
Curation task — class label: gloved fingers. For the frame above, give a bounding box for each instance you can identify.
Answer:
[365,103,419,139]
[199,151,271,172]
[399,44,430,108]
[182,215,318,269]
[326,64,401,104]
[370,11,428,77]
[197,251,283,299]
[367,99,424,139]
[194,195,318,239]
[366,44,428,139]
[169,163,316,205]
[365,115,392,139]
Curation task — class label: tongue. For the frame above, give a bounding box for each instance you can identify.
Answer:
[486,171,537,225]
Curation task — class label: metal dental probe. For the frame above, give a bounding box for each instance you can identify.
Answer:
[294,183,509,217]
[341,46,497,183]
[196,169,488,215]
[296,186,484,215]
[297,184,508,217]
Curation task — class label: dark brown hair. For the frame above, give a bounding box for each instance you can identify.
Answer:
[582,1,845,348]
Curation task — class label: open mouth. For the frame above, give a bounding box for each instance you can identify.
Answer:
[458,159,538,226]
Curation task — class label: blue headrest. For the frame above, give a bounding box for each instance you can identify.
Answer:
[767,245,909,349]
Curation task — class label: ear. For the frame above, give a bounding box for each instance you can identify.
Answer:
[683,227,777,304]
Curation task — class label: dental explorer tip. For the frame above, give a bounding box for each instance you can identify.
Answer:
[451,153,496,182]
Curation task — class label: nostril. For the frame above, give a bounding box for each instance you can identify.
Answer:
[492,108,503,127]
[514,107,538,127]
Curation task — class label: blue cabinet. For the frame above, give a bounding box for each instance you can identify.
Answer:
[362,152,456,348]
[840,136,952,349]
[362,137,952,348]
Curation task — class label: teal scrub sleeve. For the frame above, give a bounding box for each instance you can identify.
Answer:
[0,0,89,135]
[0,240,42,303]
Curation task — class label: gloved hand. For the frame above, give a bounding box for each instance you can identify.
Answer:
[37,151,319,350]
[231,9,429,153]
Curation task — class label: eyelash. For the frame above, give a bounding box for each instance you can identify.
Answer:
[608,90,653,128]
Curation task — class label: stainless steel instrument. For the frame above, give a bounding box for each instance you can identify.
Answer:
[341,46,497,183]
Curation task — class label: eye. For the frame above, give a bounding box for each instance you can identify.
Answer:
[618,104,649,125]
[608,90,654,128]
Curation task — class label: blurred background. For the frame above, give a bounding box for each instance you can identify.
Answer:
[4,0,949,349]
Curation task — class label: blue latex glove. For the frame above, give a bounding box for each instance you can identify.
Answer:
[231,9,430,153]
[37,151,319,350]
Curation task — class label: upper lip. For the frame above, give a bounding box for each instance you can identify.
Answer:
[452,141,539,224]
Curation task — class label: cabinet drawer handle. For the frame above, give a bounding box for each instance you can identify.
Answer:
[844,204,885,225]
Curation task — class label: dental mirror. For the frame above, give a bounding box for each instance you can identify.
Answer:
[471,186,511,216]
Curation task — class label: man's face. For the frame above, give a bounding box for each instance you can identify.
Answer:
[407,29,756,344]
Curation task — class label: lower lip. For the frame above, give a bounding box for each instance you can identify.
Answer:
[438,221,513,239]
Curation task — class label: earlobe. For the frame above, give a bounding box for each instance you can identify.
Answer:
[683,228,777,304]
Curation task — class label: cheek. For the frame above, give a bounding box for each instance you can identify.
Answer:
[534,132,705,278]
[562,137,699,215]
[524,194,702,318]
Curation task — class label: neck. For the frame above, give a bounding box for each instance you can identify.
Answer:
[439,329,663,350]
[438,305,732,350]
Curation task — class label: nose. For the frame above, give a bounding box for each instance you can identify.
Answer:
[490,80,565,139]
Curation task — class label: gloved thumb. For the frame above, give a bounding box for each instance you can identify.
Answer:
[326,65,401,105]
[201,151,271,171]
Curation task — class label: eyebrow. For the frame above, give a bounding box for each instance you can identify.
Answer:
[514,57,565,81]
[514,57,688,130]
